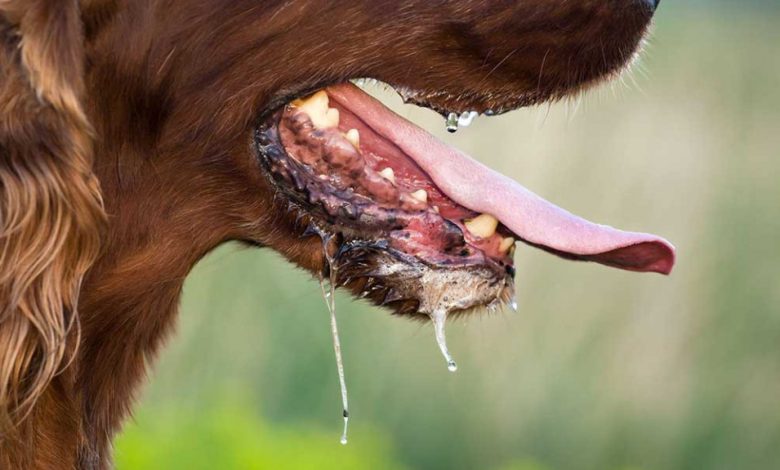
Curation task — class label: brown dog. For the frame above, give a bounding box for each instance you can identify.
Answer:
[0,0,672,467]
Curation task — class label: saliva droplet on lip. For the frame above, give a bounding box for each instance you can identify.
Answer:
[457,111,478,128]
[430,309,458,373]
[446,112,459,133]
[446,111,478,133]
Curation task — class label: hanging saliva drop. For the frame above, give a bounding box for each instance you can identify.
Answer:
[446,112,459,133]
[457,111,478,128]
[430,309,457,372]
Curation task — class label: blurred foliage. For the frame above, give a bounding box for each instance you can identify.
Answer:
[116,4,780,470]
[115,400,404,470]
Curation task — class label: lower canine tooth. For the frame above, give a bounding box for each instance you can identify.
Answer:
[410,189,428,203]
[499,237,515,253]
[379,167,395,183]
[464,214,498,238]
[345,129,360,149]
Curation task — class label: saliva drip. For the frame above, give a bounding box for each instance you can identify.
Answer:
[457,111,478,128]
[446,112,459,133]
[446,111,479,133]
[319,277,350,445]
[429,309,458,372]
[318,236,350,445]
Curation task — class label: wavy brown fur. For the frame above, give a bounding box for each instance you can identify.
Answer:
[0,0,103,444]
[0,0,656,467]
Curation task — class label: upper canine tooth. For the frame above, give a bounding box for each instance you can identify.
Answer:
[323,108,340,129]
[464,214,498,238]
[294,90,329,112]
[379,167,395,183]
[292,90,328,109]
[345,129,360,149]
[410,189,428,203]
[294,91,339,129]
[499,237,515,253]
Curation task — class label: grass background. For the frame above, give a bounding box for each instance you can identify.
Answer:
[115,4,780,470]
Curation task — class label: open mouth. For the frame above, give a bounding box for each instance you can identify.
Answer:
[254,82,676,317]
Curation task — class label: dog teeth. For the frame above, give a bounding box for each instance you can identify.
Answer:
[345,128,360,149]
[379,167,395,183]
[293,91,339,129]
[499,236,515,254]
[410,189,428,203]
[324,108,340,129]
[464,213,498,239]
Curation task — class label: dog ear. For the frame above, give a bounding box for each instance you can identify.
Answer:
[0,0,104,430]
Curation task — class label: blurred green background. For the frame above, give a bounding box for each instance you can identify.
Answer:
[115,4,780,470]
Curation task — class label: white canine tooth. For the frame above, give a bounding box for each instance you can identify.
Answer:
[293,91,339,129]
[345,128,360,149]
[499,237,515,253]
[464,213,498,239]
[410,189,428,203]
[324,108,340,128]
[379,167,395,183]
[292,90,329,109]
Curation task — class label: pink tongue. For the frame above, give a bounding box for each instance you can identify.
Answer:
[328,84,675,275]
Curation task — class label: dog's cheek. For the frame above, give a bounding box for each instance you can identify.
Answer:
[213,139,328,277]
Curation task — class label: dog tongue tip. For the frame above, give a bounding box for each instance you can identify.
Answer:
[571,237,676,275]
[641,239,677,275]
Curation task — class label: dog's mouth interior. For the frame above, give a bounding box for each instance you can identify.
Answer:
[278,89,517,264]
[254,81,676,443]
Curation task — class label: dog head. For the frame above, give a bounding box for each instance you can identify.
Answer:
[114,0,667,316]
[0,0,670,426]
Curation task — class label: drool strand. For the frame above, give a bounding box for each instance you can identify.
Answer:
[430,308,457,372]
[319,234,350,445]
